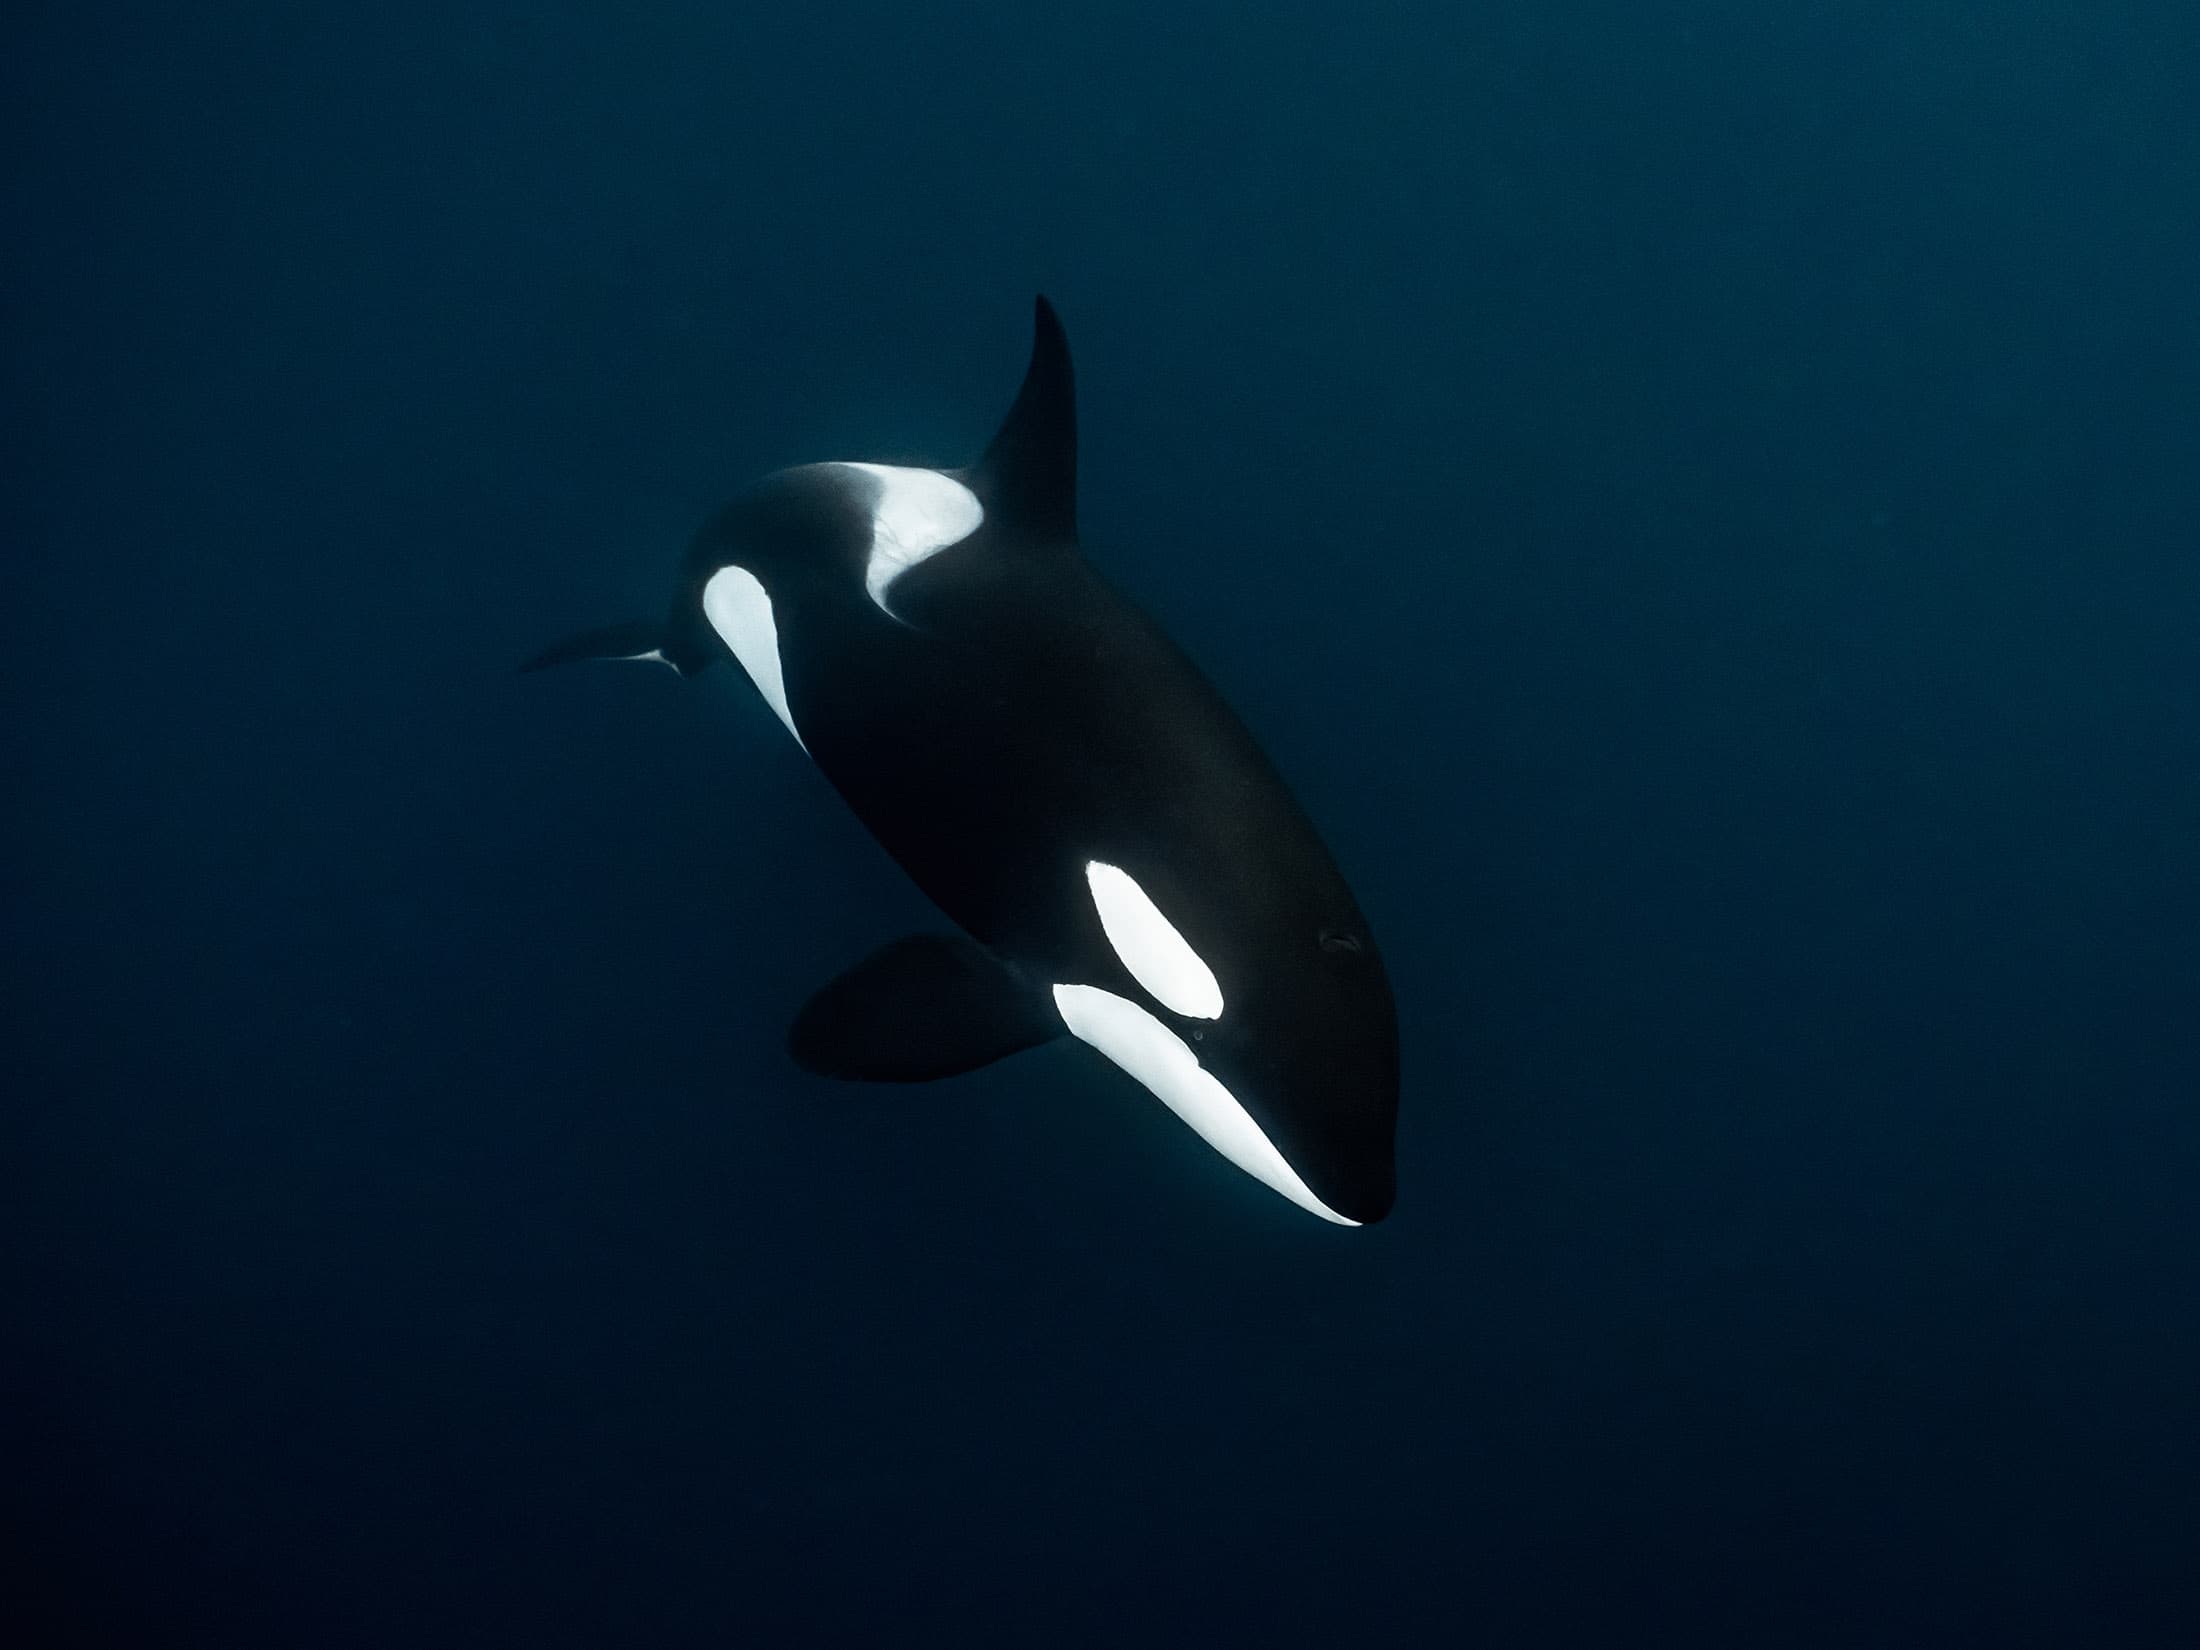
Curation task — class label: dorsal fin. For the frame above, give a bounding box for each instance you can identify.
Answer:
[969,295,1077,547]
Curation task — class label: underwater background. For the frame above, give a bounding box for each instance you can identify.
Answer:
[8,2,2198,1644]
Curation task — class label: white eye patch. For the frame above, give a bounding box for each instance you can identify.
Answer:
[1084,860,1223,1020]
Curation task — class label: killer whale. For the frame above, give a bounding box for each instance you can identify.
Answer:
[527,299,1399,1224]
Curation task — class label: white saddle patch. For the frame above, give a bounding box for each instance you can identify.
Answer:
[701,565,805,751]
[1084,861,1224,1020]
[839,463,984,615]
[1051,983,1356,1226]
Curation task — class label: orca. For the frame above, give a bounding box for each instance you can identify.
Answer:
[527,299,1398,1224]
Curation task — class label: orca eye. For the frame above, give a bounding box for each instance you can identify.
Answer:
[1319,930,1364,956]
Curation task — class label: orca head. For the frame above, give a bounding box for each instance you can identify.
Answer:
[1055,862,1399,1227]
[1183,922,1399,1227]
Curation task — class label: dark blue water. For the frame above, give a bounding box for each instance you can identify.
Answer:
[10,4,2198,1644]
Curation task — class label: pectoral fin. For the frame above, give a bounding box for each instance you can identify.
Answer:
[788,935,1061,1082]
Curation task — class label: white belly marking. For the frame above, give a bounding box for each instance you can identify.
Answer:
[701,565,805,750]
[1051,982,1355,1226]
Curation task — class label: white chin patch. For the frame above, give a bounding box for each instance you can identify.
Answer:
[701,565,805,750]
[1051,983,1357,1226]
[840,463,983,616]
[1084,861,1224,1020]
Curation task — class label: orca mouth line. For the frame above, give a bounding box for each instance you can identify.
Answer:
[1051,981,1359,1227]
